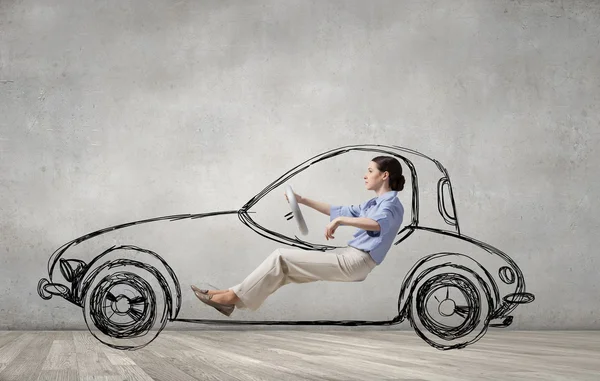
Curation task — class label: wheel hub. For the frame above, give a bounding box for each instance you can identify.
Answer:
[113,296,131,314]
[438,298,456,317]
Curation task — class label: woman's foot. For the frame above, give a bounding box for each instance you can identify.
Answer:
[191,287,235,317]
[209,290,240,305]
[206,289,229,296]
[191,285,229,296]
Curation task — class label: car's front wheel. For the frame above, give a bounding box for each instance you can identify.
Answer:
[82,261,169,350]
[408,265,492,350]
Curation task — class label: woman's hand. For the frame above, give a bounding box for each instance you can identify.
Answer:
[325,218,342,240]
[284,191,303,204]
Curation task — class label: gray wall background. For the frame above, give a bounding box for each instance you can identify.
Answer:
[1,0,599,330]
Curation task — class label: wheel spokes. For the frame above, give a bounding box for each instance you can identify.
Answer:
[105,292,117,302]
[129,296,146,305]
[127,308,144,321]
[454,305,471,318]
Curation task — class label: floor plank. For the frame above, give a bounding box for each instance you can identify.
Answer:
[0,330,598,380]
[73,331,121,379]
[36,369,79,381]
[0,331,54,381]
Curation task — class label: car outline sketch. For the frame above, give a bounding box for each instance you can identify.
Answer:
[37,143,535,351]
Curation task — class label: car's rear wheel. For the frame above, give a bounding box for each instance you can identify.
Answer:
[82,261,169,350]
[408,265,491,350]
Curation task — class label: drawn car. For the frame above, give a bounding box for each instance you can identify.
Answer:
[37,144,535,351]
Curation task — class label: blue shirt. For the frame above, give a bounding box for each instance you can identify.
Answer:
[330,191,404,265]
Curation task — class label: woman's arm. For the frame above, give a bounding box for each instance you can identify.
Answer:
[285,192,332,216]
[300,196,331,216]
[336,216,380,231]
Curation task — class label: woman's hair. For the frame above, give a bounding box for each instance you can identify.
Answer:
[371,156,406,191]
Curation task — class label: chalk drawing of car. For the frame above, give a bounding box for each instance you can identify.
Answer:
[37,144,535,351]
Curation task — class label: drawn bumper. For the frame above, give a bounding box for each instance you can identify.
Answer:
[488,291,535,328]
[503,291,535,305]
[37,278,71,300]
[37,259,87,301]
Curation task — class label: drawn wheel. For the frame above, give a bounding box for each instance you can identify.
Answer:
[83,262,169,350]
[409,266,491,350]
[285,184,308,235]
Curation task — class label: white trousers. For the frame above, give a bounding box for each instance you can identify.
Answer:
[229,246,377,311]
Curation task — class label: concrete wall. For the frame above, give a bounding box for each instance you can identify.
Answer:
[1,0,599,332]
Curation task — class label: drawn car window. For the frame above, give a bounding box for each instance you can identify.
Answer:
[438,176,456,224]
[245,150,414,248]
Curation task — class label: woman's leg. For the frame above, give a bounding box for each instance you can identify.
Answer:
[213,246,376,310]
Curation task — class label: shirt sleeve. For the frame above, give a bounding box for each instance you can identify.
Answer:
[367,206,400,237]
[330,201,366,222]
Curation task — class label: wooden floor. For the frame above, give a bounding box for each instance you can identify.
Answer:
[0,330,598,380]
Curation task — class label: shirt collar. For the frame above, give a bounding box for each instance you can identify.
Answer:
[371,191,398,205]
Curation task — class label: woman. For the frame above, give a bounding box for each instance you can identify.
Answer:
[191,155,406,316]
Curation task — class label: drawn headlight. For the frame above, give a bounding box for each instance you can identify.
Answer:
[59,259,87,282]
[499,266,515,284]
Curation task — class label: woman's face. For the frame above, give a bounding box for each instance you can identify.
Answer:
[364,161,388,190]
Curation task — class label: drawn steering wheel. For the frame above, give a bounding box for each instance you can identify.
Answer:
[285,184,309,235]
